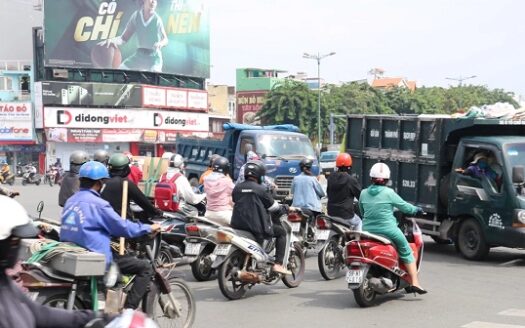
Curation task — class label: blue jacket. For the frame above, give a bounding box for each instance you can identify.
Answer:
[60,189,152,266]
[291,173,326,212]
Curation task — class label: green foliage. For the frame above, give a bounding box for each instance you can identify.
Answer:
[256,81,519,144]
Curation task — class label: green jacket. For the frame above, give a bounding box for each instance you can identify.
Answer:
[359,185,418,231]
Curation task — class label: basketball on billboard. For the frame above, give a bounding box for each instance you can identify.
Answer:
[90,44,122,69]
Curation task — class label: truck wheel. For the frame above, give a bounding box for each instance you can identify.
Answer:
[457,218,489,260]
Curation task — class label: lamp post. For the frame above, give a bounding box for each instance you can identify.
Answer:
[303,51,336,153]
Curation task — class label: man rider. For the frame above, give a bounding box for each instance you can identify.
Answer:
[60,161,161,309]
[0,195,98,328]
[93,149,110,167]
[291,158,325,215]
[199,154,221,185]
[0,161,11,183]
[101,153,161,219]
[203,156,234,226]
[164,154,205,207]
[231,160,291,275]
[58,150,89,207]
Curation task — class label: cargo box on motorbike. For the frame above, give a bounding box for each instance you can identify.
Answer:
[19,239,106,277]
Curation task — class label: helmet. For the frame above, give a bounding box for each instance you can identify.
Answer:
[212,157,230,174]
[169,154,184,169]
[369,162,391,180]
[108,153,130,171]
[70,150,89,165]
[209,154,221,167]
[336,153,352,168]
[93,150,110,164]
[79,161,110,180]
[299,158,313,171]
[123,151,133,162]
[0,196,38,240]
[0,160,6,165]
[161,152,174,160]
[244,160,266,183]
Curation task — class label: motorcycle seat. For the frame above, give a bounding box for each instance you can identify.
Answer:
[349,231,392,245]
[325,215,353,228]
[232,229,256,241]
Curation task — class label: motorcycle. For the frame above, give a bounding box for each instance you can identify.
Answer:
[21,165,41,185]
[43,166,59,186]
[0,171,15,186]
[315,214,355,280]
[344,216,424,307]
[19,229,197,327]
[212,213,305,300]
[287,207,324,254]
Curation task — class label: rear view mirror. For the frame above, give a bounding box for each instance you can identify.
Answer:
[512,166,525,184]
[36,201,44,218]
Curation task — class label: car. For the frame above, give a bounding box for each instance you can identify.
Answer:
[319,151,339,176]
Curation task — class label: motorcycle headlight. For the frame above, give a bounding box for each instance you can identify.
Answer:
[517,210,525,224]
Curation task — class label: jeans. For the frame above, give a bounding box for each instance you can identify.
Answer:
[114,254,154,309]
[257,225,286,265]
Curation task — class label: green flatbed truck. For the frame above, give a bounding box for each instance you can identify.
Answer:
[345,115,525,260]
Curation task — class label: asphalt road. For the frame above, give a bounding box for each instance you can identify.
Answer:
[11,183,525,328]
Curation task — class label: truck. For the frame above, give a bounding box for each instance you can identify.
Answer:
[345,114,525,260]
[175,123,320,199]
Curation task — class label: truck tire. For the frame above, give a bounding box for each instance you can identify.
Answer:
[457,218,490,260]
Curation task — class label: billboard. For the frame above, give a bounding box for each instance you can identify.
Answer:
[44,107,209,132]
[44,0,210,78]
[0,103,34,141]
[142,85,207,111]
[236,91,268,124]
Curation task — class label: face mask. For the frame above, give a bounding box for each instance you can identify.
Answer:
[0,237,21,270]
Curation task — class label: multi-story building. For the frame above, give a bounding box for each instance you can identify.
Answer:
[208,84,234,136]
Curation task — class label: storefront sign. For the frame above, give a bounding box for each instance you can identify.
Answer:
[44,107,209,132]
[142,86,207,111]
[46,128,190,143]
[0,102,34,141]
[236,91,267,124]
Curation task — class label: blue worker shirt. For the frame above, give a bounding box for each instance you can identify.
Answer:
[60,189,151,266]
[291,173,326,212]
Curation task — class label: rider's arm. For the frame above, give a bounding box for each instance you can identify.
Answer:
[313,178,326,198]
[127,180,159,216]
[388,189,418,215]
[358,191,365,216]
[177,176,205,205]
[349,176,362,200]
[99,202,152,238]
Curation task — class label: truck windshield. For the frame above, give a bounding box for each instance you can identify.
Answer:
[504,143,525,170]
[256,134,316,159]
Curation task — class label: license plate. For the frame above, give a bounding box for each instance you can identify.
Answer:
[213,244,231,256]
[185,242,201,256]
[346,269,364,284]
[315,229,330,240]
[291,222,301,232]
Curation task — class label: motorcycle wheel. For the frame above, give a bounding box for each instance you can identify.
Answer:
[318,236,343,280]
[21,179,27,186]
[353,274,377,307]
[191,246,215,282]
[145,277,196,328]
[218,249,247,300]
[35,289,85,310]
[155,245,174,277]
[35,178,41,186]
[282,242,306,288]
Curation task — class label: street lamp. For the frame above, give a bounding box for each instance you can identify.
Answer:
[303,51,336,153]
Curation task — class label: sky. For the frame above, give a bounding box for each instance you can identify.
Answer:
[1,0,524,97]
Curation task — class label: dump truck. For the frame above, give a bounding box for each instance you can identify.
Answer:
[345,114,525,260]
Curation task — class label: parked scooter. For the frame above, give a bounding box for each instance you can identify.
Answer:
[345,216,424,307]
[213,213,305,300]
[21,164,41,185]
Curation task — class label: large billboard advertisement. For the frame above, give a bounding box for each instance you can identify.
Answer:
[0,103,34,141]
[44,0,210,78]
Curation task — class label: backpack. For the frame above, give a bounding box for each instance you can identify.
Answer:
[154,173,182,212]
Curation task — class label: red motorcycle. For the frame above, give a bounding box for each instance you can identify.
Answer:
[344,217,424,307]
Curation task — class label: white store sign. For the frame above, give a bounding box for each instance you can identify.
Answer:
[44,107,209,132]
[0,102,34,140]
[142,86,207,111]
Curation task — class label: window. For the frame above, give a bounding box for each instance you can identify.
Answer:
[458,147,502,193]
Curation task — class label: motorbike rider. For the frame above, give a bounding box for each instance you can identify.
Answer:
[358,162,427,294]
[231,160,291,275]
[203,156,234,226]
[124,152,143,185]
[58,150,89,207]
[60,161,161,309]
[164,153,206,209]
[101,153,161,219]
[93,149,110,167]
[0,161,11,183]
[291,158,325,215]
[199,154,221,185]
[0,195,98,328]
[327,153,362,230]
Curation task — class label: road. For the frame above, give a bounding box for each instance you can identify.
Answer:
[11,183,525,328]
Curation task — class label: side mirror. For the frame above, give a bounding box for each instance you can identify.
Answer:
[36,201,44,219]
[512,166,525,184]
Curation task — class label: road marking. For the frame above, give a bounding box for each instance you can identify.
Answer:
[462,322,525,328]
[499,309,525,317]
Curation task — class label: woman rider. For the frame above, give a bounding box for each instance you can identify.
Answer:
[358,163,427,294]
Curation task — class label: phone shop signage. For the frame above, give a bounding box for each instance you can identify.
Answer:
[44,107,208,132]
[0,103,34,141]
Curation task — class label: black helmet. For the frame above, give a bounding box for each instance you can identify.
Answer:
[94,150,110,164]
[244,160,266,183]
[299,158,313,171]
[209,154,221,167]
[212,157,230,174]
[70,150,89,165]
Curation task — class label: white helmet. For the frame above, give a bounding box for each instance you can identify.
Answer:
[0,196,38,240]
[369,162,391,180]
[161,152,174,160]
[169,154,185,169]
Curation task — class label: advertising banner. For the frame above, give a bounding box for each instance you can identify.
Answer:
[142,85,207,111]
[44,0,210,78]
[236,91,268,124]
[0,102,34,141]
[45,128,193,143]
[41,81,142,107]
[44,107,209,132]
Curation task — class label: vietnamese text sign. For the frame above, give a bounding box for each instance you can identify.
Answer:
[142,85,207,111]
[236,91,267,124]
[44,0,210,78]
[0,102,34,141]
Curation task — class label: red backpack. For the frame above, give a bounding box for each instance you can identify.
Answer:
[154,173,182,212]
